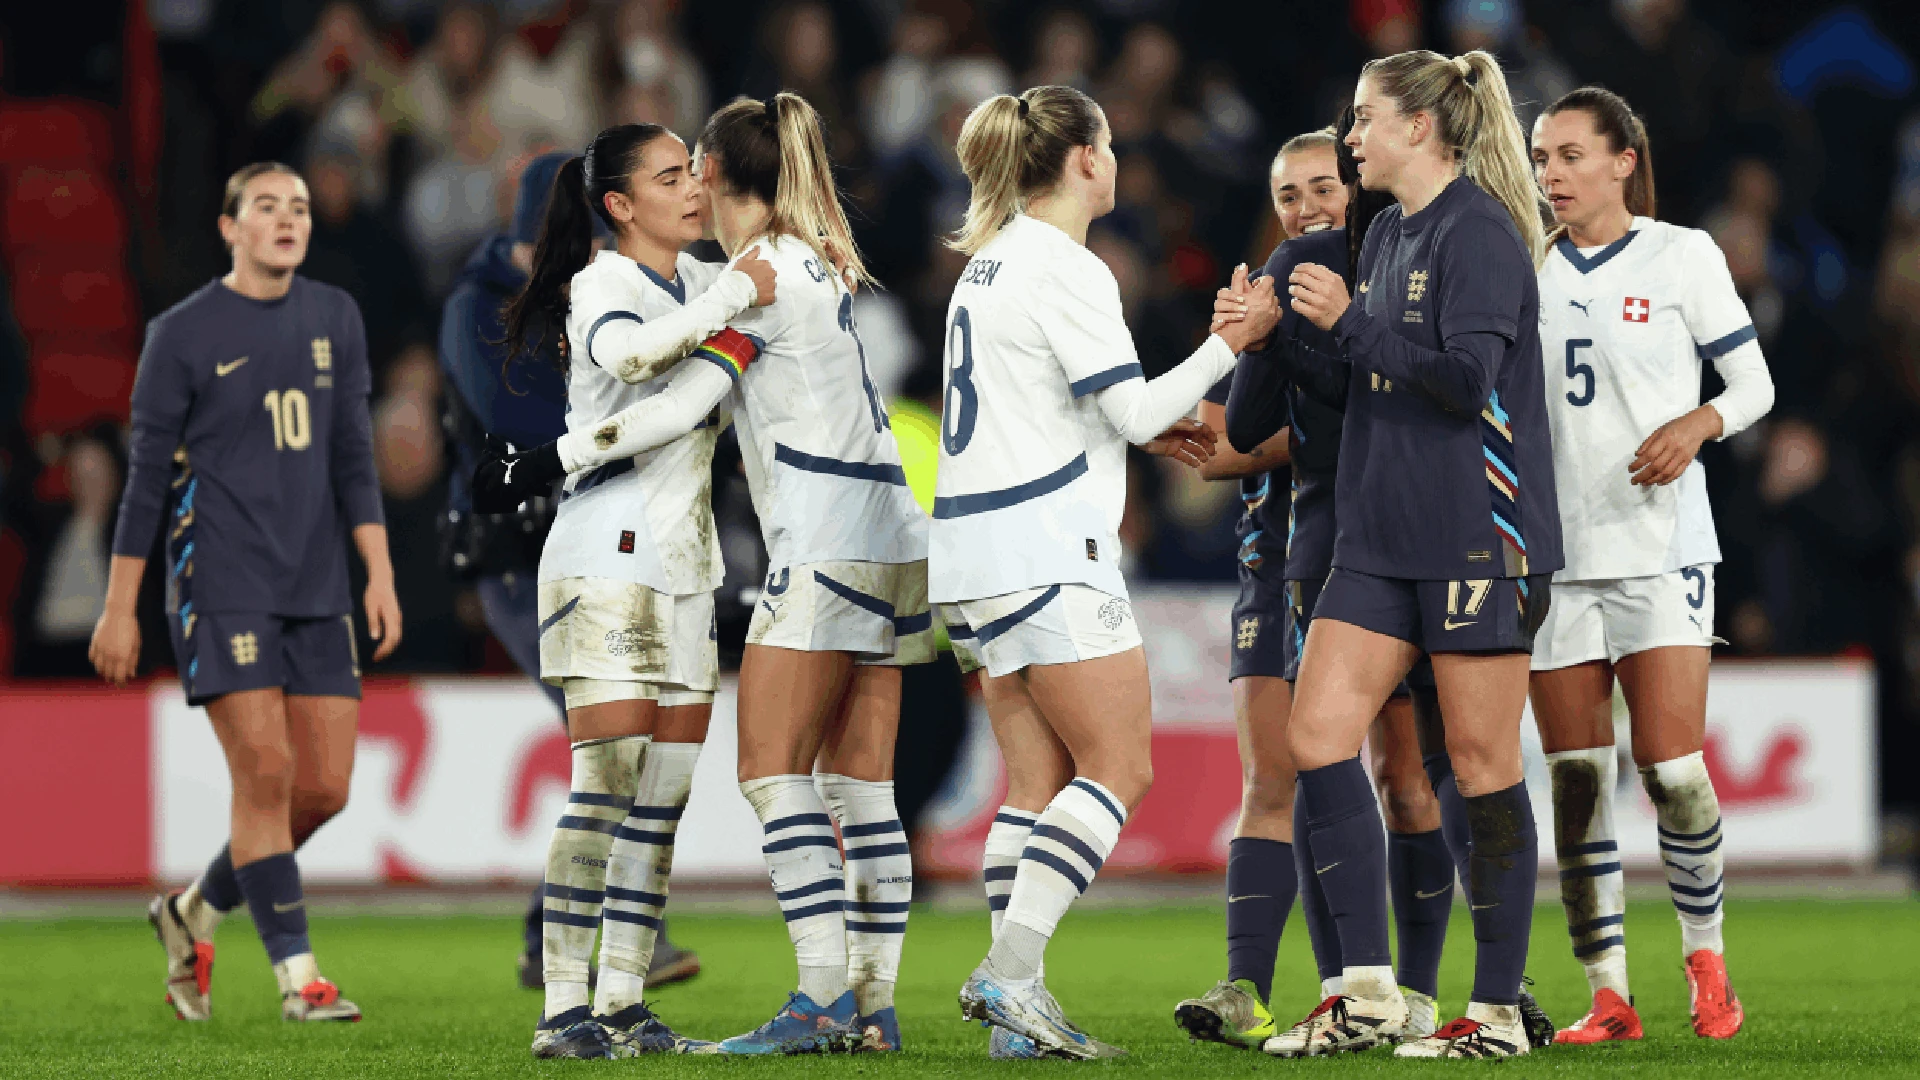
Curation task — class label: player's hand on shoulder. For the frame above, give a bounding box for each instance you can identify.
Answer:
[472,436,565,515]
[1143,417,1219,468]
[734,245,777,307]
[1287,263,1349,332]
[88,609,141,686]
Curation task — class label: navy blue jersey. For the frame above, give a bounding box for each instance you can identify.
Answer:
[112,276,382,618]
[1329,177,1563,581]
[1219,227,1350,584]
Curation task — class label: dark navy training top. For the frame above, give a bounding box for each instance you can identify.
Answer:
[112,276,383,618]
[1218,226,1352,584]
[1329,176,1562,581]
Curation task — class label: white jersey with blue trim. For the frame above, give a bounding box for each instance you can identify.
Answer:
[1538,217,1772,581]
[539,249,727,594]
[725,234,928,568]
[929,214,1146,603]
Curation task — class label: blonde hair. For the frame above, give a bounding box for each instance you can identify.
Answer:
[1361,49,1547,263]
[1273,126,1337,175]
[949,85,1105,256]
[700,92,873,284]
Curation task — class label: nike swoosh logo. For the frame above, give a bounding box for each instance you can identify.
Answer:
[1414,887,1450,899]
[1443,617,1476,630]
[271,900,305,913]
[1316,862,1341,875]
[1469,902,1498,910]
[1227,895,1272,903]
[216,357,248,376]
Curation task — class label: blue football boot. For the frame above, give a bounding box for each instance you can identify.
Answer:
[598,1001,714,1056]
[530,1005,613,1059]
[988,1022,1048,1059]
[716,990,857,1055]
[853,1006,903,1052]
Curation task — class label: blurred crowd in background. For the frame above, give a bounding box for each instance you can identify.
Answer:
[0,0,1917,814]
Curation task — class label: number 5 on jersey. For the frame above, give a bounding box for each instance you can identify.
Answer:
[264,388,311,450]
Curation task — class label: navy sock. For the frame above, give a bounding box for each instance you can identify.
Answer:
[1292,787,1343,984]
[1225,837,1297,1002]
[1422,752,1472,886]
[233,852,311,964]
[198,844,243,913]
[1299,758,1391,969]
[1465,782,1538,1005]
[1388,829,1454,998]
[524,884,544,958]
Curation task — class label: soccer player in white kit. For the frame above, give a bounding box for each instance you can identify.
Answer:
[1527,87,1773,1044]
[495,93,933,1055]
[486,121,777,1060]
[937,85,1277,1059]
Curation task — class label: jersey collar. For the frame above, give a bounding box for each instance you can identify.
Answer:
[1555,230,1637,274]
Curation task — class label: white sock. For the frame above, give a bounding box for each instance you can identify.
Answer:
[1643,751,1725,956]
[1546,746,1630,999]
[274,952,320,994]
[742,774,848,1005]
[178,879,225,941]
[541,735,647,1020]
[987,779,1126,982]
[595,741,700,1015]
[984,806,1037,938]
[1320,976,1345,999]
[1341,964,1398,1002]
[818,773,911,1016]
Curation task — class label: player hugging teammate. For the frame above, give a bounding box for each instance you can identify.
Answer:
[95,162,401,1023]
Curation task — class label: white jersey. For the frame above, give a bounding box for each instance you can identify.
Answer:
[1538,217,1770,581]
[726,235,927,568]
[539,249,726,594]
[929,214,1145,603]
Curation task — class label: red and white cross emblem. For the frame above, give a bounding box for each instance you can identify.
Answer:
[1622,296,1651,322]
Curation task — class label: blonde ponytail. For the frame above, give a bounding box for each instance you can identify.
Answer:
[1361,49,1549,264]
[947,85,1105,256]
[699,92,873,285]
[951,95,1027,256]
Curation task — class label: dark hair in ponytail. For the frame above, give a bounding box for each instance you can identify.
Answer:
[1335,105,1395,293]
[1541,86,1657,220]
[501,122,671,366]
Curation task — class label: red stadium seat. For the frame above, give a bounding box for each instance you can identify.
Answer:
[22,348,137,435]
[1,167,128,253]
[0,101,117,167]
[7,248,137,342]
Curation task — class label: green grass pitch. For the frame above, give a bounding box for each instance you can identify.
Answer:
[2,898,1915,1077]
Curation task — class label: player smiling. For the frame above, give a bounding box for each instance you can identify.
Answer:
[94,162,400,1024]
[1528,86,1771,1044]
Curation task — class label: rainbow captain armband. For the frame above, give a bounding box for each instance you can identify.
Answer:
[694,328,760,380]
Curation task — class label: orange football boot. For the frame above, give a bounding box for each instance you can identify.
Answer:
[1553,988,1642,1044]
[1685,950,1744,1038]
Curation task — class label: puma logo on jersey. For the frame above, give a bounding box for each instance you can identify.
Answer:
[216,356,248,376]
[1568,299,1591,316]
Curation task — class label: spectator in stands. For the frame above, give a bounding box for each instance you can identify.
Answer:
[1021,8,1098,92]
[249,1,405,175]
[391,1,496,162]
[10,428,122,677]
[483,0,601,152]
[603,0,710,143]
[865,7,950,162]
[1440,0,1575,134]
[402,96,508,299]
[301,135,429,374]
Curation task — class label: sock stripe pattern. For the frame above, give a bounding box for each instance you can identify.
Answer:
[742,774,847,1002]
[596,741,699,1013]
[1645,752,1726,953]
[984,808,1036,923]
[541,736,645,987]
[1547,746,1629,996]
[818,774,911,1016]
[1004,778,1126,939]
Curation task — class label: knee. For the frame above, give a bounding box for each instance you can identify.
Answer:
[1373,771,1439,833]
[1104,761,1153,813]
[293,782,350,835]
[230,741,294,807]
[1240,764,1295,820]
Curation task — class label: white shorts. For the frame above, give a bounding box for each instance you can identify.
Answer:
[746,559,935,666]
[538,577,718,700]
[938,584,1141,678]
[1531,565,1720,671]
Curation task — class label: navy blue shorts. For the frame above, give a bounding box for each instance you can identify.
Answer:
[1229,573,1291,681]
[1313,567,1552,656]
[1282,576,1429,694]
[167,610,361,707]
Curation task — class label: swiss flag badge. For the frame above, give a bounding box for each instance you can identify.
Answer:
[1623,296,1651,322]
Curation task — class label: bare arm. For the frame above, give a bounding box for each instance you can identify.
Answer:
[1197,399,1288,480]
[353,523,402,662]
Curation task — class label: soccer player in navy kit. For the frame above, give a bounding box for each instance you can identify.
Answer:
[1276,50,1561,1059]
[91,162,400,1023]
